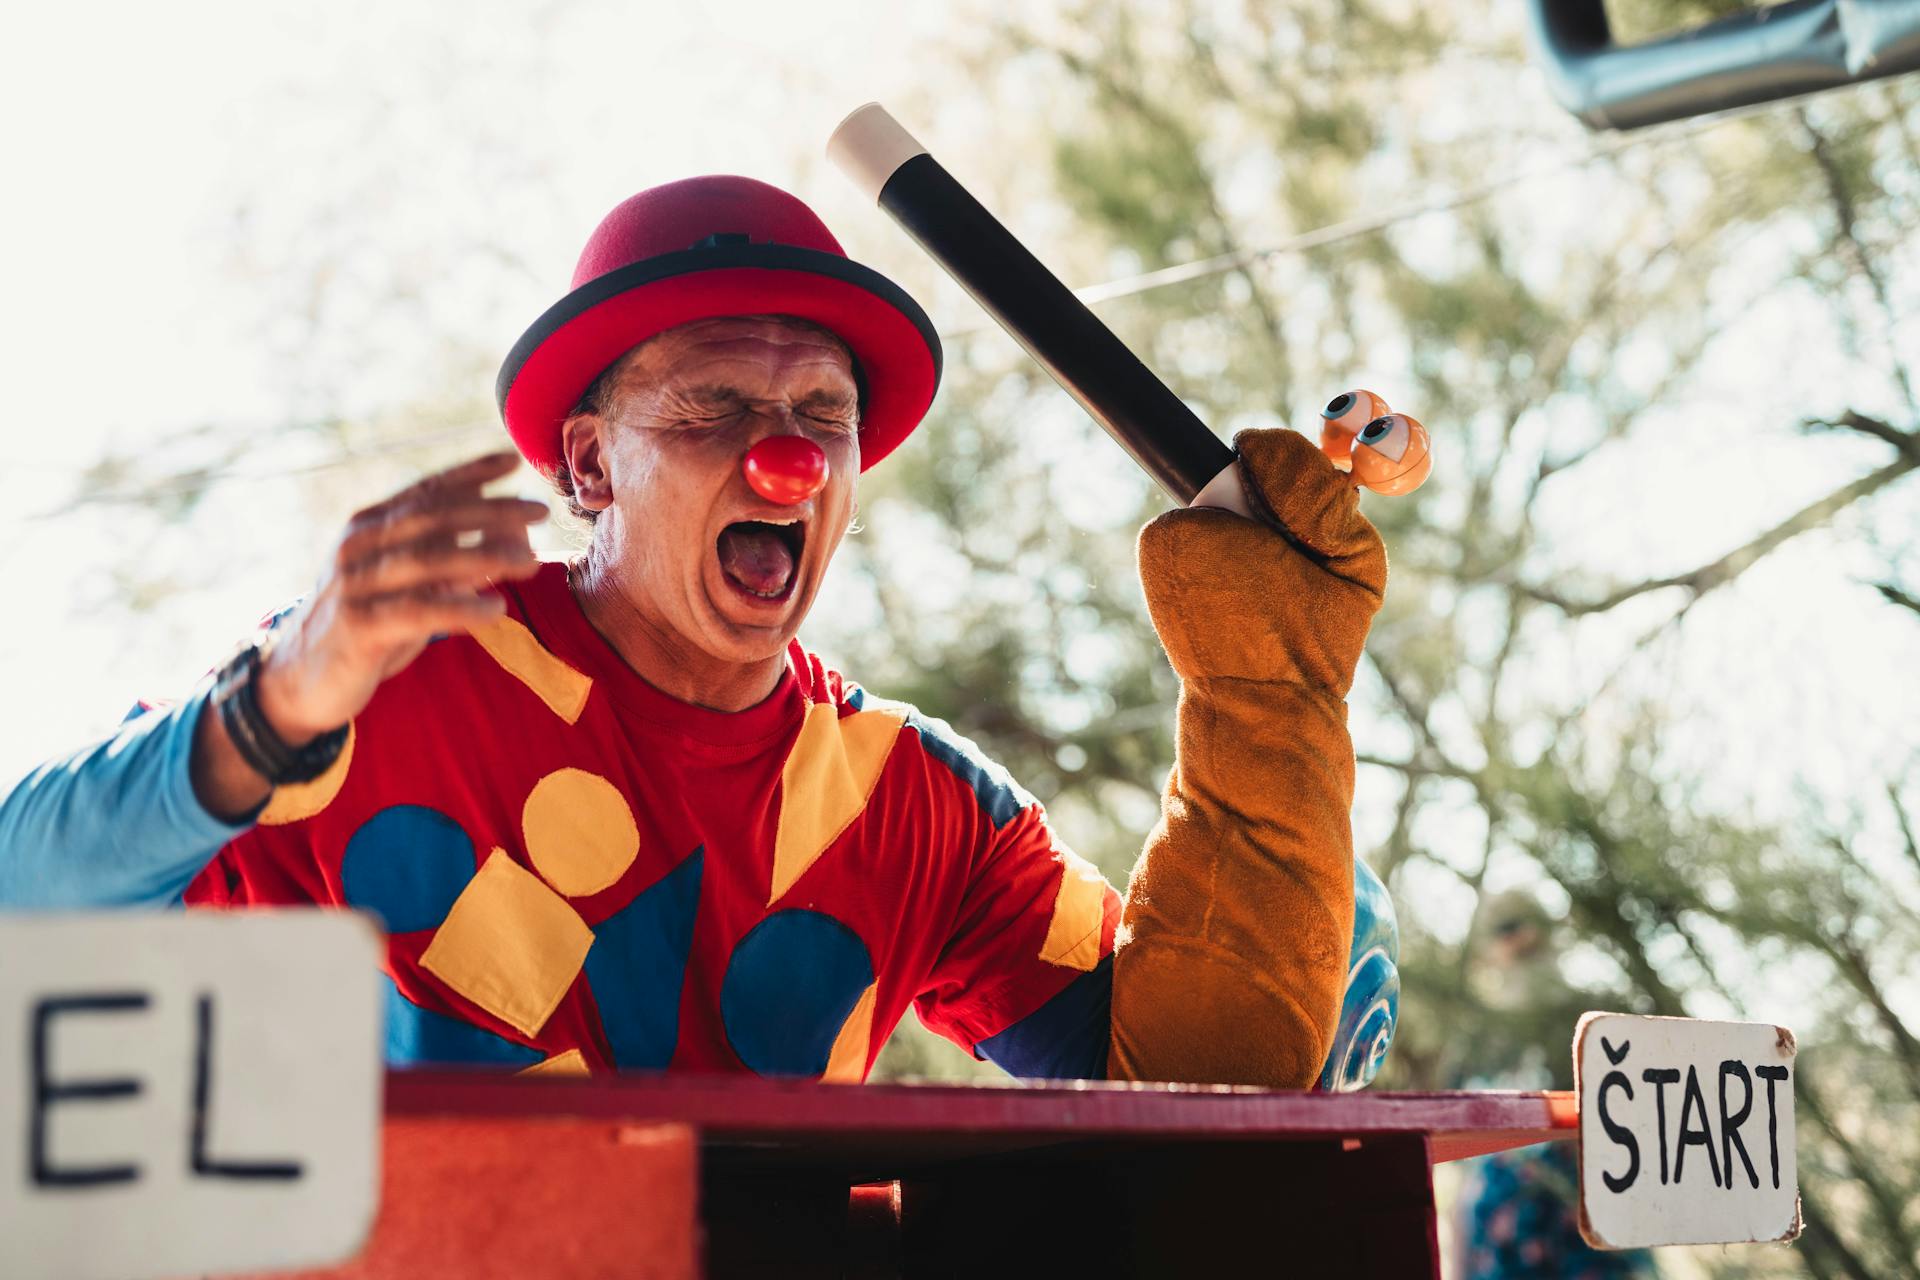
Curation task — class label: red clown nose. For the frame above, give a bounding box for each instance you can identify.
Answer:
[742,437,829,505]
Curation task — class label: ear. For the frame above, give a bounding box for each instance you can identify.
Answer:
[560,414,615,514]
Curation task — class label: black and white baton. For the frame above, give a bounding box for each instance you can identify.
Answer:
[826,102,1257,517]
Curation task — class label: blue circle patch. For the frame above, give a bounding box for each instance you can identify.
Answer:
[340,804,477,933]
[721,909,874,1077]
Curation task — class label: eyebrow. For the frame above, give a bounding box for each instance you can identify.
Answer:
[677,384,857,414]
[678,384,749,411]
[795,388,859,415]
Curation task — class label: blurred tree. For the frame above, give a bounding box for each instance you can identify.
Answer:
[844,3,1920,1276]
[34,0,1919,1272]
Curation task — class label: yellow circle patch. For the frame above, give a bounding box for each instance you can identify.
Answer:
[521,768,640,897]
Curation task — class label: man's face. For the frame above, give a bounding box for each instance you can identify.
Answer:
[574,315,861,665]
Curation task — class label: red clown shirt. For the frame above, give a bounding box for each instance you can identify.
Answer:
[183,561,1122,1080]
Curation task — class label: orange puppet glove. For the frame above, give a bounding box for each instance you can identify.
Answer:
[1109,429,1387,1087]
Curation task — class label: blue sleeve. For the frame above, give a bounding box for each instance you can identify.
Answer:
[0,686,259,909]
[977,954,1113,1080]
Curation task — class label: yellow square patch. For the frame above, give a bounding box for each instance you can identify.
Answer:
[421,850,593,1038]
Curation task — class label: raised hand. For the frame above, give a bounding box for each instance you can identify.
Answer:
[1110,429,1387,1087]
[254,450,549,741]
[191,450,547,818]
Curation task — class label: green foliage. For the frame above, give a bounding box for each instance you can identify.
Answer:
[837,2,1920,1274]
[1610,0,1788,45]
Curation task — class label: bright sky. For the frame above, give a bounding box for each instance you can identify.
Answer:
[0,0,973,774]
[0,0,969,449]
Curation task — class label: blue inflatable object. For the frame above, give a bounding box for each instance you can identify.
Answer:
[1317,858,1400,1091]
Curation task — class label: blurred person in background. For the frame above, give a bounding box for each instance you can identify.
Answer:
[1452,889,1656,1279]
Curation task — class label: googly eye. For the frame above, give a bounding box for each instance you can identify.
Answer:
[1350,413,1432,496]
[1357,416,1403,459]
[1318,389,1390,466]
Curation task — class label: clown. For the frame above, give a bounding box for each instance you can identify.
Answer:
[0,176,1396,1088]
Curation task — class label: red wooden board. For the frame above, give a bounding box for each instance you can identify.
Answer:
[386,1072,1574,1166]
[241,1118,697,1280]
[230,1076,1571,1278]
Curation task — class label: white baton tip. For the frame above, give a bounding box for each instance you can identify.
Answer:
[826,103,928,203]
[1190,460,1255,519]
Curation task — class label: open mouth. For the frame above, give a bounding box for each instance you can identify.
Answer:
[717,518,806,602]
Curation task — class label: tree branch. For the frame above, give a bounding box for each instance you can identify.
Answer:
[1798,1073,1920,1279]
[1806,409,1920,460]
[1522,453,1918,616]
[1800,110,1920,419]
[1875,579,1920,619]
[1044,37,1293,390]
[1355,753,1478,783]
[1832,933,1920,1106]
[1891,782,1920,884]
[1374,769,1424,884]
[1797,1188,1882,1280]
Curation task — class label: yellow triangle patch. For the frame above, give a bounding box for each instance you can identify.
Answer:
[823,984,878,1083]
[1038,846,1111,972]
[468,614,593,724]
[519,1047,591,1077]
[768,703,905,905]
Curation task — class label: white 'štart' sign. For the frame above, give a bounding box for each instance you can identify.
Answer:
[1576,1012,1801,1250]
[0,912,383,1280]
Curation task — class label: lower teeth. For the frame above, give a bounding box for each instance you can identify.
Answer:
[717,522,799,599]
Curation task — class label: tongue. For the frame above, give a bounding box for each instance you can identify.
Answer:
[718,524,795,597]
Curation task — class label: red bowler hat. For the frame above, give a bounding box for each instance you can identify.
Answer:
[496,175,942,474]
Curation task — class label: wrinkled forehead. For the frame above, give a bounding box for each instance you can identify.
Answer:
[632,315,855,384]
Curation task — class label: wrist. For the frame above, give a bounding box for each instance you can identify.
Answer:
[211,641,349,786]
[189,687,274,825]
[252,642,330,748]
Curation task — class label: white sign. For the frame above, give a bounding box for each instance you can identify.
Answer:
[1576,1012,1800,1249]
[0,911,384,1280]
